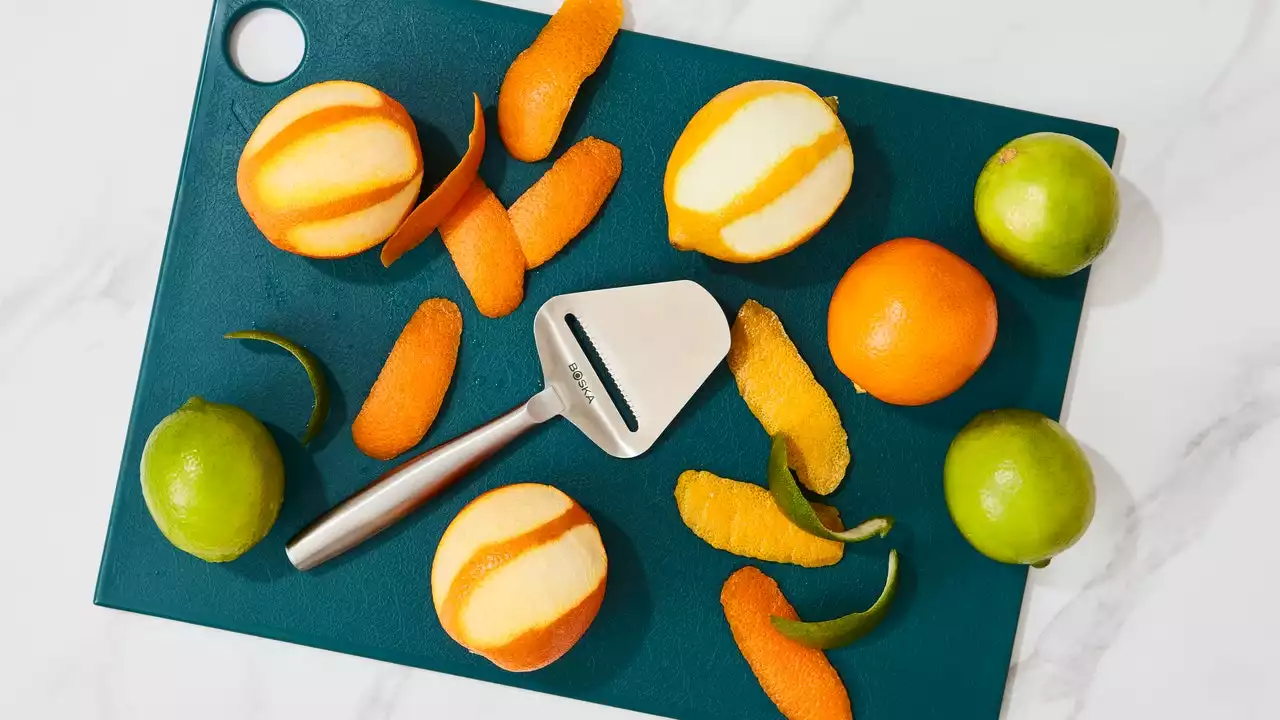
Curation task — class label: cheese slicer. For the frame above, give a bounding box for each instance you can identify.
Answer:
[286,280,730,571]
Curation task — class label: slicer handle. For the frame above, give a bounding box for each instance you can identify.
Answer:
[286,388,563,571]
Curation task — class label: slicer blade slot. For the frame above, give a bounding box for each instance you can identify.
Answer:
[564,313,639,433]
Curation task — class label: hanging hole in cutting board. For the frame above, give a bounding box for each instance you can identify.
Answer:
[227,6,306,84]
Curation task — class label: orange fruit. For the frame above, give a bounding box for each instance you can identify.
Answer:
[237,81,424,258]
[828,237,997,406]
[432,484,607,672]
[665,80,854,263]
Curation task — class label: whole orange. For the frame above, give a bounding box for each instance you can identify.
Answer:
[828,237,998,406]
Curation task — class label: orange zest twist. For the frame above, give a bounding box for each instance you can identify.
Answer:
[729,300,850,495]
[508,137,621,268]
[721,566,853,720]
[352,298,462,460]
[438,178,528,318]
[381,93,487,267]
[498,0,624,162]
[675,470,845,568]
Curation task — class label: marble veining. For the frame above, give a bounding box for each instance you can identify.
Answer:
[1007,353,1280,720]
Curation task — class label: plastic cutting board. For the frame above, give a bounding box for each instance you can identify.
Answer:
[96,1,1119,717]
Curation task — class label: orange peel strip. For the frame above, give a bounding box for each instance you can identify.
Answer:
[675,470,844,568]
[438,178,528,318]
[498,0,624,162]
[381,93,487,267]
[729,300,850,495]
[508,136,621,268]
[721,566,853,720]
[352,298,462,461]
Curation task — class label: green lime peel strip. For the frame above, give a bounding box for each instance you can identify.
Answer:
[225,330,330,445]
[767,435,892,542]
[771,549,900,650]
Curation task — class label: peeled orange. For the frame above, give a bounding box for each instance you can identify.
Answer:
[431,484,607,672]
[828,238,998,406]
[665,80,854,263]
[237,81,424,258]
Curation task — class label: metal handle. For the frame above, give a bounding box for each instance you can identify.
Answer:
[286,388,564,571]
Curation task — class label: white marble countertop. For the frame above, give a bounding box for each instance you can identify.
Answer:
[4,0,1279,718]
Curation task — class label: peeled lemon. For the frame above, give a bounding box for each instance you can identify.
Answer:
[664,80,854,263]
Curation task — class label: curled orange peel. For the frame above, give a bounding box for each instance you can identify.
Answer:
[381,92,486,267]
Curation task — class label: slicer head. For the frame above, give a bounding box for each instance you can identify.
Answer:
[533,280,730,458]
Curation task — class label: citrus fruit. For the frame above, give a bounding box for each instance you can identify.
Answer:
[431,484,607,672]
[943,409,1095,566]
[974,132,1119,277]
[827,237,997,406]
[665,80,853,263]
[140,397,285,562]
[237,80,424,258]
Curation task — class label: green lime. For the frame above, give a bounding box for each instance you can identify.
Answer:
[140,397,285,562]
[944,409,1095,566]
[974,132,1119,278]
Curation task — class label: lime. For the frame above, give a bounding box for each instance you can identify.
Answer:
[974,132,1119,278]
[140,397,285,562]
[944,409,1094,566]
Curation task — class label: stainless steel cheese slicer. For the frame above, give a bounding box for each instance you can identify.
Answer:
[286,280,730,571]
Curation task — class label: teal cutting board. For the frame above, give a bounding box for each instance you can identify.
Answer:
[96,1,1118,718]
